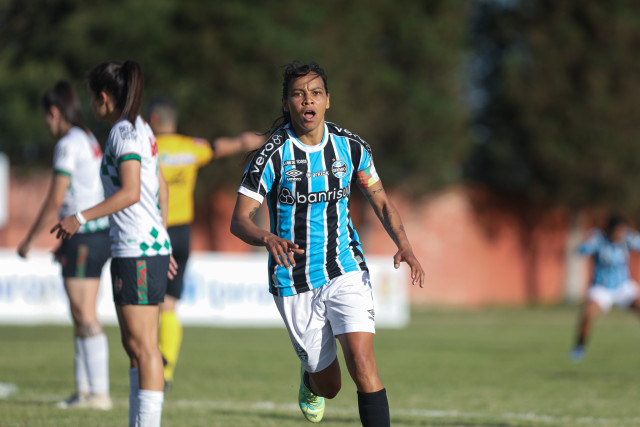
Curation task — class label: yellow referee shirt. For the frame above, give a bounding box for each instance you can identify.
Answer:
[156,134,214,227]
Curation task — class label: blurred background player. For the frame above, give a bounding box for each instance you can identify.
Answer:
[570,213,640,361]
[146,96,264,389]
[18,81,112,410]
[53,60,176,427]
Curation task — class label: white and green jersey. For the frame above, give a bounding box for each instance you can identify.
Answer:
[100,117,171,258]
[53,126,109,233]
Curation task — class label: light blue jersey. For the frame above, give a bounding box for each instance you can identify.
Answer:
[578,229,640,290]
[238,122,380,296]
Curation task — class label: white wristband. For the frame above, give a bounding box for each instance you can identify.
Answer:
[75,211,87,225]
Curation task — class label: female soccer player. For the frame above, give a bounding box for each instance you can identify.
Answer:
[570,214,640,361]
[18,81,112,410]
[52,60,175,427]
[230,62,424,426]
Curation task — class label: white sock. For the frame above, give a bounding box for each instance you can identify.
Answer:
[74,337,90,395]
[129,367,140,427]
[82,333,110,394]
[137,389,164,427]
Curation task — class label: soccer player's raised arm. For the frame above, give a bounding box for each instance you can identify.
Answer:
[360,179,425,288]
[230,193,304,268]
[212,132,264,159]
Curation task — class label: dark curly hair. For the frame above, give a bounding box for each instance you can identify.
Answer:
[263,61,329,136]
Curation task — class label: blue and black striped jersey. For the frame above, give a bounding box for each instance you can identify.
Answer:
[578,229,640,290]
[238,122,380,296]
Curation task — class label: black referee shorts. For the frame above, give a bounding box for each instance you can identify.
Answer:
[166,224,190,299]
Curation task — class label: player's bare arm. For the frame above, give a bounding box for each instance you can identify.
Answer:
[18,173,69,258]
[51,159,142,239]
[212,132,264,159]
[230,194,304,268]
[360,178,425,287]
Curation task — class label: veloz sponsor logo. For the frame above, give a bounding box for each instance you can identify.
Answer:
[251,134,284,174]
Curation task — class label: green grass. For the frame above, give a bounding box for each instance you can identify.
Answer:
[1,306,640,426]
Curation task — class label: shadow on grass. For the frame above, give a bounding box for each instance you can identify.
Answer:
[196,408,524,427]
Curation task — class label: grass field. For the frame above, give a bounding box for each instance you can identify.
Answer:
[1,306,640,426]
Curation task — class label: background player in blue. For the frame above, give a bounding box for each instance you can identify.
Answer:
[570,214,640,361]
[231,62,424,426]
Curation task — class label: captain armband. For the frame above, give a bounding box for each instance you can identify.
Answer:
[356,164,380,189]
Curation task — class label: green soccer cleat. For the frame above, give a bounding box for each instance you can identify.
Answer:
[298,366,325,423]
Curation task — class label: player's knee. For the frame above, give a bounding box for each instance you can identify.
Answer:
[70,306,91,325]
[125,337,159,363]
[75,321,103,338]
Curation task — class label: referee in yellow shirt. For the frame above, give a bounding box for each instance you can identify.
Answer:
[147,96,263,389]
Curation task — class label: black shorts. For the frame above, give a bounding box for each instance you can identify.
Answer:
[55,230,110,279]
[110,255,170,306]
[166,224,190,299]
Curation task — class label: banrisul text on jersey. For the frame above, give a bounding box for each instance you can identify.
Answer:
[238,122,380,296]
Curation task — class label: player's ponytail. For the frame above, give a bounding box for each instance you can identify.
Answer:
[42,81,85,129]
[120,60,144,124]
[88,60,144,124]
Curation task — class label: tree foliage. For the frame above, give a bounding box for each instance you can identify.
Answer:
[466,0,640,214]
[0,0,470,195]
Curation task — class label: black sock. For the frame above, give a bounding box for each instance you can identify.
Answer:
[576,336,586,348]
[357,388,389,427]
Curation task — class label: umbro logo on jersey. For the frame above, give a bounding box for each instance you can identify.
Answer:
[285,169,303,177]
[285,168,304,181]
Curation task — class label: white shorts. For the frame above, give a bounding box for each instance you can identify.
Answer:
[588,281,639,312]
[273,270,375,373]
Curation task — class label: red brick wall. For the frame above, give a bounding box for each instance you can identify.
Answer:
[0,172,593,306]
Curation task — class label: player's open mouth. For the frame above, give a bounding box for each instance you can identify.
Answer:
[303,110,316,121]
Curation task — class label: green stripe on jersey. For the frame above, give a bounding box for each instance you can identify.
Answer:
[53,169,71,177]
[118,153,142,165]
